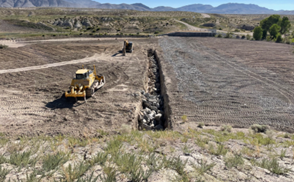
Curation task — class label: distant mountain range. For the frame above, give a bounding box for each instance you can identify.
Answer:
[0,0,294,15]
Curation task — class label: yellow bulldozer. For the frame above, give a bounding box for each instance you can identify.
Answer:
[122,40,133,56]
[65,65,105,100]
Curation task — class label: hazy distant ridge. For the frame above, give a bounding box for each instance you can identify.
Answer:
[0,0,293,14]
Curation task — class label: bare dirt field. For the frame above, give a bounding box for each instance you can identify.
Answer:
[1,36,294,137]
[0,38,157,136]
[158,37,294,132]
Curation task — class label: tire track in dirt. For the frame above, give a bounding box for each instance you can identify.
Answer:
[159,37,294,131]
[0,54,103,74]
[195,40,294,107]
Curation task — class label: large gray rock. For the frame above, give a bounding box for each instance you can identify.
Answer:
[143,101,152,109]
[154,113,162,122]
[144,108,151,114]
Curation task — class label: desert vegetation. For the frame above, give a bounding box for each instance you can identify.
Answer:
[0,8,206,38]
[0,125,293,181]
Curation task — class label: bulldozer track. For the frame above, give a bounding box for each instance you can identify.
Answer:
[195,40,294,107]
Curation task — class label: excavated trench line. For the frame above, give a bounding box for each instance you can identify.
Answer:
[137,49,171,130]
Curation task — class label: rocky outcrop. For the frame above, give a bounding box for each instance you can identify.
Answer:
[138,52,164,130]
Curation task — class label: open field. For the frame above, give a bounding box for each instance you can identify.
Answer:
[0,36,294,134]
[158,37,294,132]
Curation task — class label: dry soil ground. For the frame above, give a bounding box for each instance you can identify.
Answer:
[0,38,157,136]
[158,37,294,132]
[0,37,294,137]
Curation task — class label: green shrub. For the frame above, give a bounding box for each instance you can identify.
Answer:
[246,34,251,40]
[9,151,37,168]
[258,158,289,175]
[224,32,232,38]
[234,29,240,32]
[250,124,268,133]
[220,125,232,133]
[197,122,204,128]
[25,170,41,182]
[62,162,91,181]
[253,26,263,40]
[0,166,10,181]
[269,24,281,39]
[217,34,222,38]
[89,152,108,166]
[266,35,272,41]
[276,33,283,43]
[163,156,187,176]
[105,139,122,155]
[214,144,228,156]
[42,152,69,172]
[99,166,117,182]
[146,153,164,172]
[262,29,267,39]
[0,44,8,49]
[225,154,244,169]
[193,159,215,175]
[154,31,159,34]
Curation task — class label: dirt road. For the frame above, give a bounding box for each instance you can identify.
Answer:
[159,37,294,132]
[201,13,211,18]
[174,20,210,32]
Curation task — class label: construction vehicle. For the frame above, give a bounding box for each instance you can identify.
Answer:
[65,65,105,100]
[122,40,133,56]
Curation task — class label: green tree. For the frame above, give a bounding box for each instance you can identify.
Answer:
[280,17,291,34]
[269,24,281,39]
[253,26,263,40]
[276,33,283,43]
[260,15,281,31]
[262,29,267,39]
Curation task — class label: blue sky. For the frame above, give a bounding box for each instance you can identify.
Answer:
[96,0,294,10]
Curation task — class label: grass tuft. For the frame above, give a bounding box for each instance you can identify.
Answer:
[193,159,215,175]
[225,154,244,169]
[258,158,289,175]
[9,151,38,168]
[0,166,10,181]
[42,152,69,172]
[62,162,91,181]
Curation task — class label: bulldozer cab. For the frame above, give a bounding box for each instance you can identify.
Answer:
[126,42,133,50]
[75,69,91,79]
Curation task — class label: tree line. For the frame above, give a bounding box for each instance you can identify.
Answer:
[253,15,292,42]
